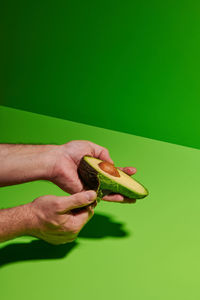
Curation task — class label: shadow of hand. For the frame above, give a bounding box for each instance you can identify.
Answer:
[79,212,129,239]
[0,212,129,268]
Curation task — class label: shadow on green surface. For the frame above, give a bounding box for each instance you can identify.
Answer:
[0,240,77,268]
[0,213,128,268]
[79,212,128,239]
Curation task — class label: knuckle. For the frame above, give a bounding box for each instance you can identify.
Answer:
[70,227,80,235]
[103,147,109,153]
[56,163,66,178]
[33,195,49,203]
[70,222,81,235]
[53,198,63,211]
[59,222,70,232]
[57,225,67,233]
[61,224,78,236]
[62,217,82,235]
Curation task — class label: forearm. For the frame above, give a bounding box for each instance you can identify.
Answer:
[0,204,32,242]
[0,144,57,187]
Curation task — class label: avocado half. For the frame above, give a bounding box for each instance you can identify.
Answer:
[78,156,148,200]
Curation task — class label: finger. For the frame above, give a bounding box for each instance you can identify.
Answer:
[71,199,98,213]
[103,193,124,202]
[58,190,97,213]
[70,206,94,236]
[89,142,114,164]
[53,158,84,194]
[73,205,94,225]
[65,170,83,194]
[64,159,84,194]
[56,170,84,195]
[98,148,114,164]
[103,193,136,203]
[90,200,98,208]
[47,237,76,245]
[118,167,137,175]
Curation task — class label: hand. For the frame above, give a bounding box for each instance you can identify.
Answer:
[27,190,97,245]
[48,140,137,203]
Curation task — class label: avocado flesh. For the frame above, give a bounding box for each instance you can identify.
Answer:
[78,156,148,200]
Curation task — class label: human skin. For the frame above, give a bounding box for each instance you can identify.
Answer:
[0,191,97,244]
[0,140,137,201]
[0,140,137,244]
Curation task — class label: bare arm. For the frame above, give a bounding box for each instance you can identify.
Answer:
[0,144,56,187]
[0,141,136,201]
[0,191,97,244]
[0,141,136,244]
[0,204,32,242]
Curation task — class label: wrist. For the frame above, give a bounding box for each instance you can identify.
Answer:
[0,204,37,242]
[44,145,68,182]
[21,202,40,237]
[38,145,61,181]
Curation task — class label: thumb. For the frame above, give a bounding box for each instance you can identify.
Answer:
[58,190,97,213]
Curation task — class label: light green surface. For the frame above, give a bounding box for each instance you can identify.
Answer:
[1,106,200,299]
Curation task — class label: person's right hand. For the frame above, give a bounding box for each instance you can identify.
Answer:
[27,190,97,245]
[47,140,137,203]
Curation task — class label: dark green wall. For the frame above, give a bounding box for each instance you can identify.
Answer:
[1,0,200,149]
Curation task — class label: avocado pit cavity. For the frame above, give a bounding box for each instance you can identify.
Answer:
[98,161,120,177]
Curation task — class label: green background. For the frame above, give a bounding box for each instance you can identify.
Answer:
[1,106,200,299]
[1,0,200,149]
[1,2,200,298]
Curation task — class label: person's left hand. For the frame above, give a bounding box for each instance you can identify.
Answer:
[48,140,137,203]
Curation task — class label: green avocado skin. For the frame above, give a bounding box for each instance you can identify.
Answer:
[78,156,149,200]
[97,173,148,199]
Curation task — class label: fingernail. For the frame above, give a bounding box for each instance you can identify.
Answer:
[87,190,97,201]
